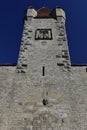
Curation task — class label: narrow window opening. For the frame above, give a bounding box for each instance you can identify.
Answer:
[42,66,45,76]
[86,68,87,72]
[42,99,48,106]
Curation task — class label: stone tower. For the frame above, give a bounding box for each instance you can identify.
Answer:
[6,6,72,130]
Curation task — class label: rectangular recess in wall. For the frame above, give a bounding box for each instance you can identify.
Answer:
[86,68,87,72]
[42,66,45,76]
[57,63,64,66]
[35,29,52,40]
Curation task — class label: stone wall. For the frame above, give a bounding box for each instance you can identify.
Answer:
[5,7,72,130]
[0,6,87,130]
[0,66,87,130]
[70,66,87,130]
[0,66,16,130]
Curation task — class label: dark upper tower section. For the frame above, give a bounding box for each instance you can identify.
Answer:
[36,7,52,18]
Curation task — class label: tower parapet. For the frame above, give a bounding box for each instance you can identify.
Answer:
[55,6,66,19]
[26,6,37,17]
[26,6,66,20]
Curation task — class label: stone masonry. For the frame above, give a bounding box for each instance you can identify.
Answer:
[0,6,87,130]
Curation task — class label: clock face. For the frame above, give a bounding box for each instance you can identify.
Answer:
[35,29,52,40]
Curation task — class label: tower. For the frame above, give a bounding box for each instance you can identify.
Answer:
[6,6,72,130]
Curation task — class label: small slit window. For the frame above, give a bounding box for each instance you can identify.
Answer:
[42,66,45,76]
[86,68,87,72]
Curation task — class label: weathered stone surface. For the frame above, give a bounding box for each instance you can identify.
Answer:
[0,6,87,130]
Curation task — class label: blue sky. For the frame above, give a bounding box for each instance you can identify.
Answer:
[0,0,87,64]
